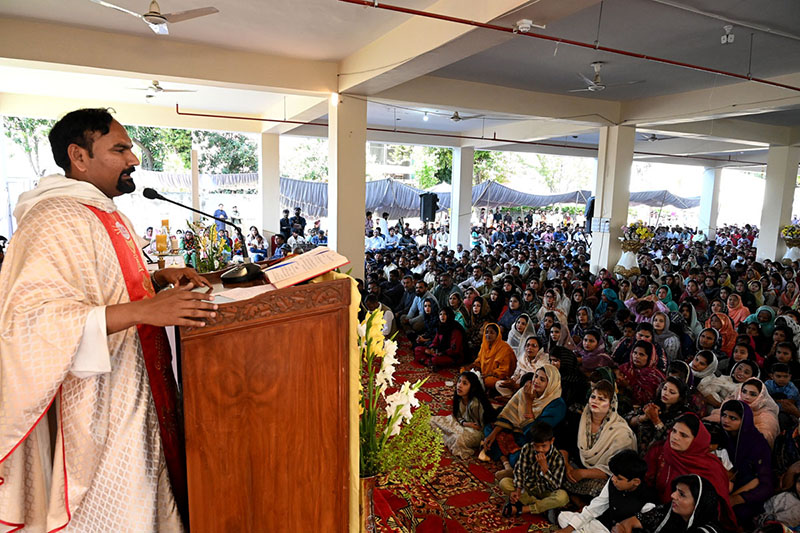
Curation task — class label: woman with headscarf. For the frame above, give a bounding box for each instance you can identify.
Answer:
[548,345,589,411]
[780,279,799,308]
[466,296,490,360]
[561,379,637,501]
[414,307,467,369]
[595,288,624,321]
[726,293,750,329]
[652,311,681,363]
[748,279,765,308]
[707,377,780,447]
[743,305,777,338]
[549,320,578,352]
[734,279,757,314]
[702,275,719,302]
[705,311,736,356]
[487,286,507,323]
[617,279,635,304]
[507,313,535,353]
[697,359,759,410]
[567,288,586,326]
[617,340,667,409]
[481,365,565,476]
[689,349,718,394]
[498,293,525,337]
[695,327,727,363]
[463,323,516,390]
[719,400,774,526]
[656,284,679,313]
[644,413,737,530]
[412,296,440,348]
[679,279,708,314]
[536,288,569,328]
[627,376,689,454]
[678,301,703,341]
[575,329,614,372]
[521,287,542,317]
[497,335,547,398]
[447,291,471,331]
[570,306,595,344]
[632,275,650,298]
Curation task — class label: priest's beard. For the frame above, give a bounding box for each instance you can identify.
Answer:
[117,167,137,194]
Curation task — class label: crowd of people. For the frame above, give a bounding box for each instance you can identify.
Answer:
[360,213,800,533]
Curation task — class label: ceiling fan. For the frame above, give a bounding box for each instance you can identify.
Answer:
[449,111,484,122]
[640,133,668,142]
[89,0,219,35]
[130,80,197,98]
[568,61,644,93]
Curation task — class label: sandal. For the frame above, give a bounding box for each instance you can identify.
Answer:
[501,501,523,518]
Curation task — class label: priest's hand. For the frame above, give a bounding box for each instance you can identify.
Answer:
[153,267,212,291]
[106,281,219,332]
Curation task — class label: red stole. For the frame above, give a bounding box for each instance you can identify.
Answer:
[83,205,188,524]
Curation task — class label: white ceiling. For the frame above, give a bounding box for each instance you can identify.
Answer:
[0,63,286,115]
[0,0,437,61]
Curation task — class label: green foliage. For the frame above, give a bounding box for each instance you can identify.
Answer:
[125,125,191,171]
[474,150,509,185]
[192,131,258,174]
[282,137,329,181]
[3,116,55,176]
[376,404,442,485]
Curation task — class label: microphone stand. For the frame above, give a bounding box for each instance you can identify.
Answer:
[145,191,264,284]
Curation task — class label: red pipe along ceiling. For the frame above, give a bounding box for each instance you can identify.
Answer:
[174,104,765,166]
[337,0,800,94]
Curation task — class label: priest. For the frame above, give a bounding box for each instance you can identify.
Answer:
[0,108,218,531]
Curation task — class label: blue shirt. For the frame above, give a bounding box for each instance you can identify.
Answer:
[766,379,800,408]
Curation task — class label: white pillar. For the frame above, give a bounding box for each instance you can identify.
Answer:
[190,148,200,223]
[258,132,281,235]
[590,126,635,273]
[450,146,474,251]
[698,167,722,239]
[328,94,367,279]
[757,146,800,261]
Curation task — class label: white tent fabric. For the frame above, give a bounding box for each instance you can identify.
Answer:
[139,171,700,216]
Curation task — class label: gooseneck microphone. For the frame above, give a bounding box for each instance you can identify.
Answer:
[142,187,263,284]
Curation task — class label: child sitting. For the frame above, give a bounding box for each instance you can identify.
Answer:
[704,421,734,472]
[765,363,800,421]
[500,421,568,518]
[757,472,800,530]
[555,449,655,533]
[430,371,496,459]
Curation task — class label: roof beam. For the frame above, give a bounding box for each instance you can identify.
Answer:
[260,96,328,135]
[639,119,790,146]
[375,75,622,125]
[621,72,800,127]
[459,120,596,149]
[0,17,337,95]
[338,0,601,95]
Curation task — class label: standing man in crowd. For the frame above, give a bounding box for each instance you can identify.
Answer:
[289,206,306,235]
[279,208,292,239]
[0,108,218,531]
[213,203,228,233]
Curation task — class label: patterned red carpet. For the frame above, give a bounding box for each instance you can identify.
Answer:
[371,338,555,533]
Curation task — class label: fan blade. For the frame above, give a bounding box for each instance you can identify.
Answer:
[162,7,219,23]
[160,89,197,93]
[603,80,645,89]
[89,0,142,19]
[148,22,169,35]
[461,114,485,120]
[568,88,592,92]
[577,72,595,86]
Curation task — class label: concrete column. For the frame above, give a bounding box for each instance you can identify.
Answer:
[258,132,281,235]
[698,167,722,239]
[589,125,635,273]
[328,94,367,279]
[757,146,800,261]
[190,149,200,223]
[450,146,474,251]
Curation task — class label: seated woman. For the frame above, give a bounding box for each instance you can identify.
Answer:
[548,346,589,412]
[707,377,780,447]
[507,313,535,354]
[487,287,507,323]
[414,307,467,370]
[627,376,689,454]
[743,305,777,339]
[726,293,750,329]
[656,284,679,312]
[561,379,637,501]
[575,329,614,373]
[537,288,570,329]
[497,335,547,398]
[612,475,724,533]
[652,311,681,363]
[678,301,703,341]
[616,340,666,410]
[498,293,524,338]
[462,323,516,391]
[719,400,774,527]
[570,306,595,345]
[411,297,439,348]
[430,371,496,460]
[644,413,737,529]
[447,291,471,331]
[466,296,490,361]
[697,359,759,410]
[705,312,736,356]
[482,365,565,477]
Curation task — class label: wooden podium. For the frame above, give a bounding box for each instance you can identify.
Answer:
[179,277,352,532]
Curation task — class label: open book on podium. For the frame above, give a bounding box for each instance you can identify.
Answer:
[178,264,355,531]
[263,247,349,289]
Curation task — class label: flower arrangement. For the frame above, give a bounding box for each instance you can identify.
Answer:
[359,310,442,484]
[781,224,800,241]
[186,220,231,273]
[620,221,655,242]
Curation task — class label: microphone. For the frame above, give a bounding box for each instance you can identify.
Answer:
[142,188,263,285]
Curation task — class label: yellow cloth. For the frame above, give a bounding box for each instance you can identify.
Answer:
[467,323,516,388]
[497,364,562,430]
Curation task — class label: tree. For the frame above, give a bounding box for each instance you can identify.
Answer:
[192,131,258,174]
[282,137,329,181]
[124,125,191,171]
[473,150,510,185]
[3,117,55,177]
